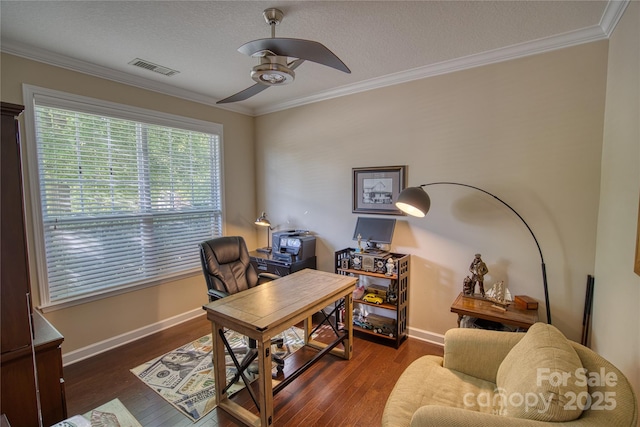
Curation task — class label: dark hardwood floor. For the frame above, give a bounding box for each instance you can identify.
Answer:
[64,314,443,426]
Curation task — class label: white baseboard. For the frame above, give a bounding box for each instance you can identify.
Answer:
[407,326,445,347]
[63,311,444,366]
[62,308,205,366]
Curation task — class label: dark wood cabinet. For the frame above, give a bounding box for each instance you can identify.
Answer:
[33,312,66,426]
[1,103,32,355]
[1,102,67,427]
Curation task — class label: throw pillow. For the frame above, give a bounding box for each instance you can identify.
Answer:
[496,322,586,421]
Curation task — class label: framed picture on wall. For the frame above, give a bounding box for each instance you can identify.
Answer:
[352,166,407,215]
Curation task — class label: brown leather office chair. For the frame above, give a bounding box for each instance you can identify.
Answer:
[199,236,284,378]
[199,235,278,302]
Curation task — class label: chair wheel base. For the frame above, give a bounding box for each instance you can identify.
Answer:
[273,355,285,373]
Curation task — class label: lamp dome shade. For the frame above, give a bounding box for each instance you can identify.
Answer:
[395,187,431,217]
[255,212,271,226]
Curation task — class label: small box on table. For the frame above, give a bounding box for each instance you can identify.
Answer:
[514,295,538,310]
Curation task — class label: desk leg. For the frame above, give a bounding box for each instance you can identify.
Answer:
[257,338,274,426]
[304,316,313,345]
[211,321,228,406]
[343,293,353,360]
[457,314,463,328]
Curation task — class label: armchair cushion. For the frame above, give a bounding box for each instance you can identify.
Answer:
[382,355,498,427]
[444,327,524,383]
[496,323,587,421]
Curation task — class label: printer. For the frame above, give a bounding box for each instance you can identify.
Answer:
[271,230,316,262]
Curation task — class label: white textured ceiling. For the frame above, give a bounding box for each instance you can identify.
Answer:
[0,1,622,115]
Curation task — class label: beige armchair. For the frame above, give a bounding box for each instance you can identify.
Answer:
[382,324,638,427]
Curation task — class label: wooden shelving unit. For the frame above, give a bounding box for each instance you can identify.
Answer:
[335,248,410,348]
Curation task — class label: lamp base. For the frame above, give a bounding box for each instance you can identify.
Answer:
[257,246,272,253]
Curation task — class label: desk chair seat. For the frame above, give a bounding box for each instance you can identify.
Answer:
[199,236,284,375]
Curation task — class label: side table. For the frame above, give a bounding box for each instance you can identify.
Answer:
[450,293,538,330]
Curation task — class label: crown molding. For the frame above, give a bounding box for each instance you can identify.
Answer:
[600,0,630,37]
[256,0,629,115]
[2,0,627,117]
[0,41,253,116]
[254,24,609,115]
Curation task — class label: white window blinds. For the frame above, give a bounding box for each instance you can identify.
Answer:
[30,93,223,307]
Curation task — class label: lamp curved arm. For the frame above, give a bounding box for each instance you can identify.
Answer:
[417,182,551,324]
[421,183,544,264]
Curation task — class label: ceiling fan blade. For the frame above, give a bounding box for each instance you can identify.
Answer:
[216,83,270,104]
[239,38,350,74]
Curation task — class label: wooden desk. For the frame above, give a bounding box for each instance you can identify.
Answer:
[203,269,357,427]
[450,293,539,330]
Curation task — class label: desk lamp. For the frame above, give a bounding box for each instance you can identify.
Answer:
[395,182,551,324]
[255,212,273,253]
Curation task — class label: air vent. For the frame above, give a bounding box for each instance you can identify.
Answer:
[128,58,179,77]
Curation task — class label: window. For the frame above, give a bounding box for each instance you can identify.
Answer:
[23,86,223,309]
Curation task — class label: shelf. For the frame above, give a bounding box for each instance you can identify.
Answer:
[354,298,396,310]
[353,325,396,340]
[337,268,396,280]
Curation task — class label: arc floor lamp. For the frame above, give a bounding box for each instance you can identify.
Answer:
[395,182,551,324]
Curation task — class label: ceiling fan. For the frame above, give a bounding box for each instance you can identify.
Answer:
[216,8,351,104]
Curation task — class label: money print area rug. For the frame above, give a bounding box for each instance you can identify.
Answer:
[130,327,304,422]
[52,398,142,427]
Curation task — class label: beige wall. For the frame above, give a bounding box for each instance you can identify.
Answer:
[256,40,609,343]
[593,0,640,410]
[1,53,258,354]
[2,16,637,408]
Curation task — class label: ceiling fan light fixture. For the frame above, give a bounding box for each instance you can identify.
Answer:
[218,7,350,103]
[251,56,295,85]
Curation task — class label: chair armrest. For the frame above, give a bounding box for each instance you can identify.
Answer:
[208,289,230,300]
[443,328,524,383]
[258,272,280,282]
